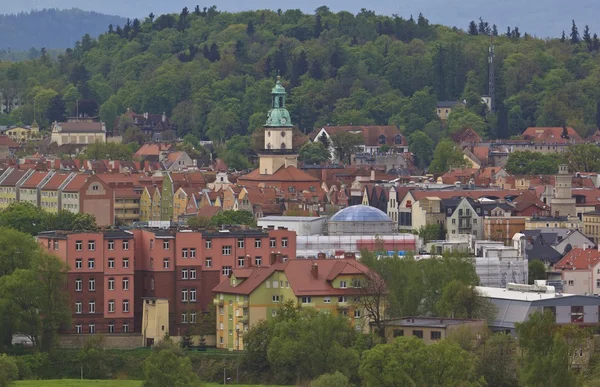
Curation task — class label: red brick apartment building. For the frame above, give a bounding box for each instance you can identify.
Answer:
[38,227,296,336]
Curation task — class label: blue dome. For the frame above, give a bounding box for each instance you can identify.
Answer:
[330,205,392,222]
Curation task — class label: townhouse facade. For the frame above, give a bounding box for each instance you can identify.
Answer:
[38,227,297,340]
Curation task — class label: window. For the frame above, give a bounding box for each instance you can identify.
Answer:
[352,279,361,288]
[205,239,212,249]
[182,289,188,302]
[75,279,82,292]
[75,259,82,269]
[270,238,276,248]
[393,329,404,337]
[89,301,96,314]
[181,313,188,324]
[123,258,129,268]
[122,240,129,250]
[338,296,347,303]
[413,330,423,339]
[88,241,95,251]
[88,259,95,269]
[340,281,347,289]
[75,301,82,314]
[108,258,115,269]
[206,258,212,268]
[182,269,188,279]
[182,248,188,258]
[108,278,115,291]
[222,266,232,276]
[163,240,170,250]
[378,134,386,144]
[255,238,261,248]
[568,280,575,286]
[88,324,95,334]
[220,337,223,344]
[53,240,59,250]
[190,312,196,323]
[76,240,82,251]
[229,329,233,336]
[237,238,244,248]
[190,268,196,280]
[123,300,129,313]
[354,310,361,318]
[282,238,288,247]
[123,323,129,333]
[108,323,115,333]
[76,324,82,334]
[272,295,280,303]
[89,278,95,291]
[255,256,262,266]
[108,241,114,250]
[151,277,155,291]
[301,296,312,304]
[571,306,584,323]
[222,246,232,255]
[163,259,170,269]
[324,297,331,304]
[273,280,279,288]
[229,314,233,321]
[122,278,129,291]
[238,257,245,267]
[150,240,154,249]
[190,248,196,258]
[190,289,197,302]
[108,300,115,313]
[430,331,442,340]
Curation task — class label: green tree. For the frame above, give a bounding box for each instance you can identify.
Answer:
[123,126,150,146]
[447,106,487,136]
[0,202,46,235]
[436,280,496,321]
[428,140,468,173]
[85,141,134,160]
[45,94,66,123]
[299,141,330,164]
[564,144,600,172]
[505,151,562,175]
[143,339,201,387]
[209,210,256,227]
[0,354,18,387]
[408,130,434,170]
[528,259,547,284]
[476,333,518,387]
[418,223,443,243]
[310,371,351,387]
[331,132,363,164]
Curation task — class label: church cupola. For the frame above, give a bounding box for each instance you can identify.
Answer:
[265,76,293,127]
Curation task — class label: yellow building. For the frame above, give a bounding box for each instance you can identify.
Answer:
[583,210,600,245]
[140,187,152,222]
[3,124,39,142]
[213,256,378,350]
[40,173,75,213]
[173,187,193,222]
[141,298,170,347]
[525,216,581,231]
[0,168,33,209]
[151,187,162,221]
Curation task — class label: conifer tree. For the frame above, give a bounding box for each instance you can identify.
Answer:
[468,21,478,35]
[560,31,566,43]
[246,20,255,35]
[583,25,593,51]
[570,20,580,44]
[492,24,498,36]
[593,33,600,51]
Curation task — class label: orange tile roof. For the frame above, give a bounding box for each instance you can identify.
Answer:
[20,171,50,188]
[0,135,20,148]
[522,127,582,143]
[239,165,320,183]
[114,188,141,198]
[555,248,600,270]
[134,143,173,157]
[62,174,90,192]
[0,169,29,186]
[42,173,72,190]
[197,206,222,218]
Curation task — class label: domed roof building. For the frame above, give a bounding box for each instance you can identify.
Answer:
[328,205,397,236]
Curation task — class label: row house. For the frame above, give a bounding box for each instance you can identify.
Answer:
[38,227,296,339]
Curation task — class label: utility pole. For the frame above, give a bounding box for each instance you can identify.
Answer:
[488,35,496,112]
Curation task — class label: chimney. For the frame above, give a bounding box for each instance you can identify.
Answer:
[584,243,588,251]
[311,262,318,279]
[162,112,166,122]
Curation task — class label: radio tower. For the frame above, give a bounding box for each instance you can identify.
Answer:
[488,35,496,112]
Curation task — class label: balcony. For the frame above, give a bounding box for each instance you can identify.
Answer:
[116,213,140,220]
[115,203,140,210]
[214,298,224,306]
[240,316,248,324]
[337,303,349,310]
[238,301,248,308]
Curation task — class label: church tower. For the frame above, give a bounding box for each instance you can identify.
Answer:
[551,164,576,217]
[258,76,297,175]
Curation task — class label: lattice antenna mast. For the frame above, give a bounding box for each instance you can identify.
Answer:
[488,35,496,112]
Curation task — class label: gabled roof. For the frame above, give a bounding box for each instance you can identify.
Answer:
[0,135,20,148]
[20,171,50,189]
[437,101,460,108]
[0,168,28,186]
[54,122,104,133]
[134,143,173,158]
[41,173,72,190]
[511,190,549,212]
[62,174,90,192]
[555,248,600,270]
[197,206,222,218]
[521,126,582,143]
[309,126,406,147]
[239,165,319,182]
[451,128,482,144]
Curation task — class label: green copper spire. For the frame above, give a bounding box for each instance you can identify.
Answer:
[265,76,293,127]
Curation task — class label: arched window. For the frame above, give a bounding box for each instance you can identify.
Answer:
[279,96,283,107]
[281,142,286,149]
[394,134,402,144]
[267,143,272,149]
[378,135,386,144]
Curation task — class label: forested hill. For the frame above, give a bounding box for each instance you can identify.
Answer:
[0,9,126,50]
[2,7,600,152]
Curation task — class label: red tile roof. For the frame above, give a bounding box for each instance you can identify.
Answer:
[197,206,222,218]
[0,169,29,186]
[522,126,582,143]
[511,190,549,212]
[42,173,72,190]
[555,248,600,270]
[0,135,20,148]
[134,143,173,157]
[451,128,482,144]
[62,174,90,192]
[239,165,319,183]
[20,171,50,188]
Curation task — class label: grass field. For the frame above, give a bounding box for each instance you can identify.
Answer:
[15,380,287,387]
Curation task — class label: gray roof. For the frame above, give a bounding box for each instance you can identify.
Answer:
[330,205,392,223]
[258,216,325,222]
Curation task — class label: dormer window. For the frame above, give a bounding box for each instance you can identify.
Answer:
[378,135,386,144]
[394,134,402,144]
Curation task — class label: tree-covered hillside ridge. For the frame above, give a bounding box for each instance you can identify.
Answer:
[2,6,600,147]
[0,9,127,51]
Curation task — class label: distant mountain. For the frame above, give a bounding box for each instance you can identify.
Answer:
[1,0,599,37]
[0,8,126,50]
